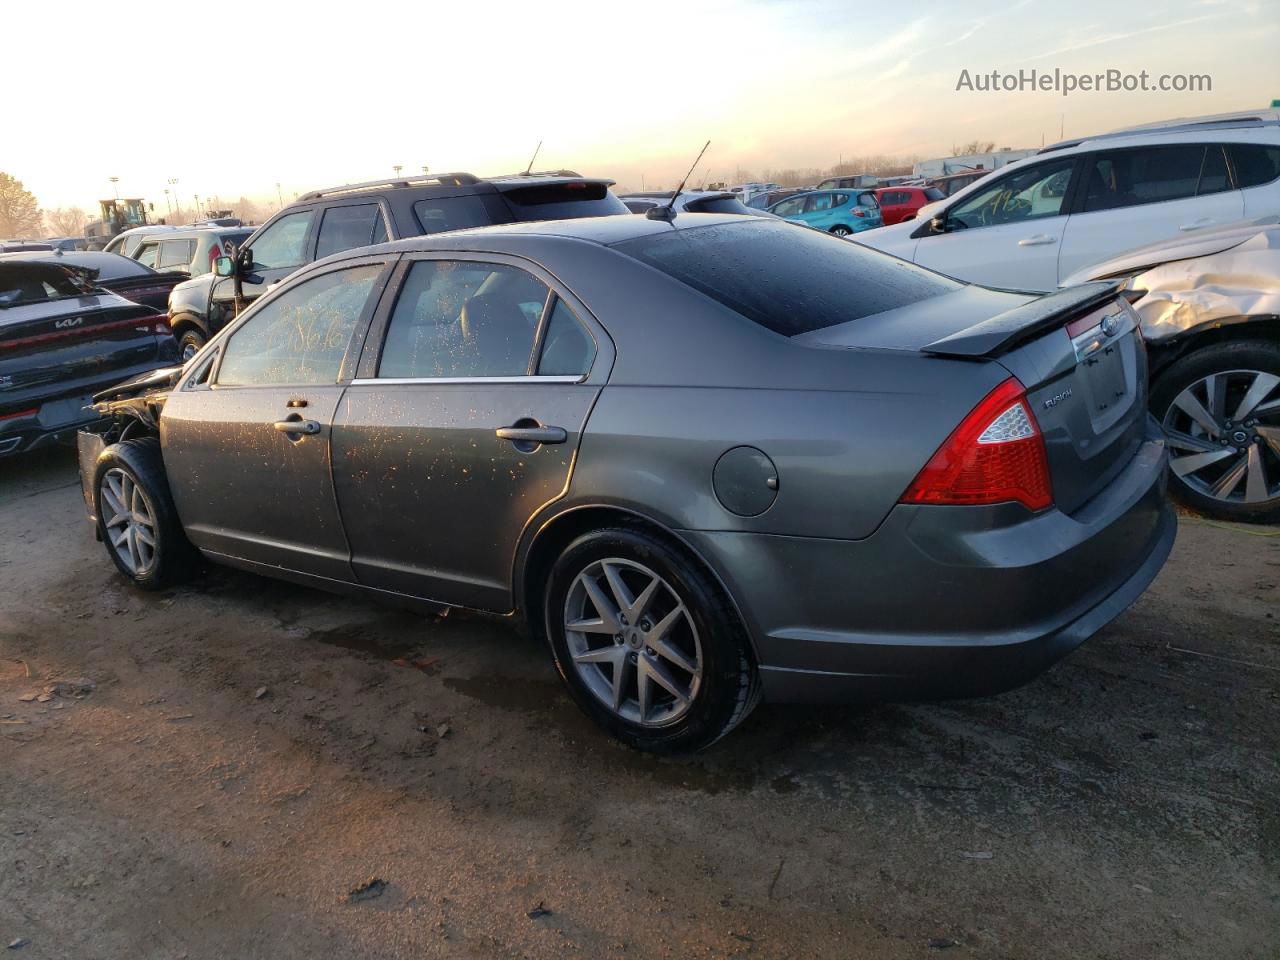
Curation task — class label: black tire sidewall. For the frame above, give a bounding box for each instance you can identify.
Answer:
[1151,339,1280,523]
[177,328,206,360]
[93,437,194,589]
[544,527,751,753]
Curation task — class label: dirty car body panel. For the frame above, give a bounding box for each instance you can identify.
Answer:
[81,214,1173,704]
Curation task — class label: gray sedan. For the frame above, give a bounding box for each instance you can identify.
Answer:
[78,214,1175,752]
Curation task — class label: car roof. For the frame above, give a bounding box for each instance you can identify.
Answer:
[0,249,148,269]
[137,226,250,240]
[297,170,614,202]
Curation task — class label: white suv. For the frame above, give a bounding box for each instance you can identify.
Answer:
[855,110,1280,291]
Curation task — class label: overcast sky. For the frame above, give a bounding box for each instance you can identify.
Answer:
[8,0,1276,213]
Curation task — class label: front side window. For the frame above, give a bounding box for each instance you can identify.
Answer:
[217,264,381,386]
[949,159,1075,229]
[135,242,160,268]
[379,260,549,379]
[315,203,388,260]
[536,299,595,377]
[1082,145,1218,212]
[158,239,195,269]
[246,210,314,270]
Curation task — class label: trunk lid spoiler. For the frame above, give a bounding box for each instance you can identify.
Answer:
[921,281,1127,359]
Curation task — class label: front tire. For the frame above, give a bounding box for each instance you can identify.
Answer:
[829,225,853,238]
[94,437,197,589]
[1151,339,1280,523]
[544,526,760,753]
[176,327,206,362]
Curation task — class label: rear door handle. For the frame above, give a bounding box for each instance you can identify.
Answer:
[1018,234,1056,246]
[496,424,567,445]
[1179,218,1213,231]
[273,419,321,435]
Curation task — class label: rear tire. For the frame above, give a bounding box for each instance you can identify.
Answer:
[543,526,760,753]
[829,225,853,238]
[1150,339,1280,524]
[94,437,198,589]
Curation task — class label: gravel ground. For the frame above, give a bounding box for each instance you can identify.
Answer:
[1,445,1277,959]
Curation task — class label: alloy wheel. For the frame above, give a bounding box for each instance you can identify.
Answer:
[563,558,702,727]
[1163,369,1280,505]
[100,467,158,576]
[181,342,199,362]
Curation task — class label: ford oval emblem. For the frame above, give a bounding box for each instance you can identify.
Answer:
[1100,314,1121,337]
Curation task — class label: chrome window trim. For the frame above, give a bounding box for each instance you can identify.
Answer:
[350,375,584,386]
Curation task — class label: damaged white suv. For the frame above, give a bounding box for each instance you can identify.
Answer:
[856,110,1280,293]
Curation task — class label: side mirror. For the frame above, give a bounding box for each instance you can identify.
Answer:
[929,215,948,235]
[214,255,236,277]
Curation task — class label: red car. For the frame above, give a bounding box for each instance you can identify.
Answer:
[874,186,946,225]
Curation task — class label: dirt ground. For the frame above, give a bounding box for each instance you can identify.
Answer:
[1,445,1277,960]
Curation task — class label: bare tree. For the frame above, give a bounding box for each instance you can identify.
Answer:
[951,139,996,156]
[45,206,89,236]
[233,195,262,225]
[0,173,43,237]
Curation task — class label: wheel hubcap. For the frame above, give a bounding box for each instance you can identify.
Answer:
[100,468,158,576]
[563,558,702,727]
[1163,369,1280,504]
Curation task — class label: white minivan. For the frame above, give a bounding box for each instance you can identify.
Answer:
[856,112,1280,291]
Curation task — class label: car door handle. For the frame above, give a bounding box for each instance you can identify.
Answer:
[273,418,321,435]
[1018,234,1057,246]
[496,424,567,445]
[1179,218,1213,231]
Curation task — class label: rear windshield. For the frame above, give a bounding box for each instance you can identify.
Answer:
[614,219,959,337]
[857,192,878,207]
[0,264,95,307]
[66,255,153,280]
[501,182,628,221]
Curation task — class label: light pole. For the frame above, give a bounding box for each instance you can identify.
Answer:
[393,164,403,177]
[276,182,283,210]
[194,194,201,220]
[421,165,429,175]
[108,176,119,199]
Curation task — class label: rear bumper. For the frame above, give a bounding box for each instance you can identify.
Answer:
[681,418,1174,703]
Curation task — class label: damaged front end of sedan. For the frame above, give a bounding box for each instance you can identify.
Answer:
[76,365,182,535]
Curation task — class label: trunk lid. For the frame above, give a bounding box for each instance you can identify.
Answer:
[801,280,1150,515]
[0,294,167,416]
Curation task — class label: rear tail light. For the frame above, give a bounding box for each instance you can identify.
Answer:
[0,408,38,422]
[900,377,1053,512]
[853,209,865,217]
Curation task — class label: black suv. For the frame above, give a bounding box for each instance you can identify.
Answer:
[167,171,626,359]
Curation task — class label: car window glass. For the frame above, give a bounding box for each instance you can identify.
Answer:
[772,197,803,216]
[379,260,548,379]
[950,159,1074,229]
[315,204,386,260]
[616,219,960,337]
[805,193,835,213]
[536,299,595,377]
[1082,145,1205,212]
[158,239,194,269]
[217,264,381,386]
[413,196,494,235]
[135,242,159,268]
[246,210,314,270]
[857,192,878,207]
[924,187,946,201]
[1228,143,1280,189]
[1197,145,1230,195]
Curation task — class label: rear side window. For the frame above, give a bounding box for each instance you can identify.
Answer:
[1083,145,1221,212]
[379,260,549,379]
[135,242,160,268]
[500,183,629,221]
[536,299,595,376]
[316,203,388,259]
[413,196,494,235]
[158,239,195,269]
[615,219,960,337]
[1229,144,1280,188]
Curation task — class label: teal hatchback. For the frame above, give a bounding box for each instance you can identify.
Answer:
[768,189,882,236]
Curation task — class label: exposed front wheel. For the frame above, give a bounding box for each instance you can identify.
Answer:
[829,225,853,238]
[544,526,760,753]
[177,328,206,362]
[1151,340,1280,524]
[94,438,197,589]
